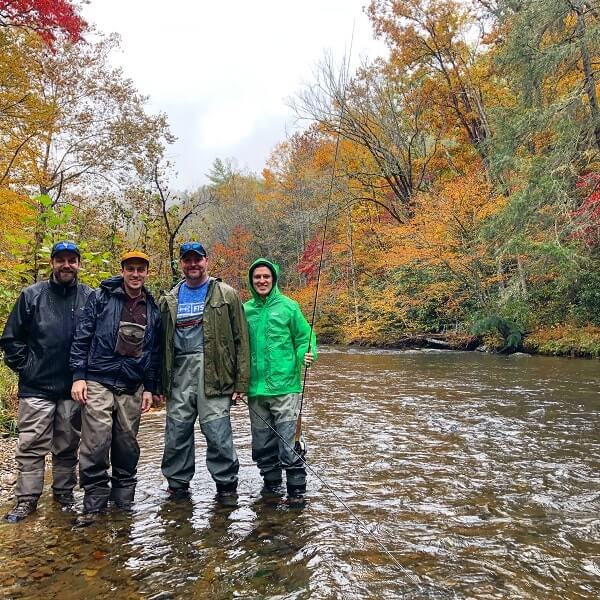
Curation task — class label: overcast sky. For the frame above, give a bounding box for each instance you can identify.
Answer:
[81,1,387,190]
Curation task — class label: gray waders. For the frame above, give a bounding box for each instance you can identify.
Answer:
[161,353,239,493]
[14,396,81,500]
[248,393,306,494]
[78,381,142,512]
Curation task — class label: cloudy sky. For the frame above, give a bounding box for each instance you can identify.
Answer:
[82,1,387,190]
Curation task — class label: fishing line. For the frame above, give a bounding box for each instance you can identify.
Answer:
[241,397,424,588]
[284,25,427,594]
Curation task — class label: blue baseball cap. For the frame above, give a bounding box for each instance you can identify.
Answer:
[51,241,80,258]
[180,241,207,257]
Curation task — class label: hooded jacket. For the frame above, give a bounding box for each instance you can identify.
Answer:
[0,278,92,399]
[243,258,317,397]
[159,278,250,398]
[69,275,161,393]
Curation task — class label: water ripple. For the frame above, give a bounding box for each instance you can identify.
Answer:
[0,349,599,598]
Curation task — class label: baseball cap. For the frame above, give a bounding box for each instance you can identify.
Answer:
[120,250,150,266]
[179,241,207,257]
[51,241,80,258]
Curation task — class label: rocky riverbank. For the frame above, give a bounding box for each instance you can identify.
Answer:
[0,437,16,503]
[334,325,600,358]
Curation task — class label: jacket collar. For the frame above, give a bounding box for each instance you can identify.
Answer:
[49,276,78,297]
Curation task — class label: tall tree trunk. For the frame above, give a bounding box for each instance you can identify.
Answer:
[574,2,600,151]
[346,210,360,327]
[516,255,528,298]
[168,234,177,285]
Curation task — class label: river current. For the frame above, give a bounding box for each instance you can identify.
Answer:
[0,347,599,598]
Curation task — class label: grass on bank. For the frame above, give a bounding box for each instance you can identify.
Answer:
[523,325,600,358]
[0,362,18,436]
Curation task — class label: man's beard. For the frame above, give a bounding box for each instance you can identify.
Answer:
[54,269,77,284]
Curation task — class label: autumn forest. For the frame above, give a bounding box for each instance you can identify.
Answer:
[2,0,600,379]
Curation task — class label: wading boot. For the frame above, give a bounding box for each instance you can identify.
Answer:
[109,488,134,511]
[53,491,75,506]
[5,498,38,523]
[261,478,283,496]
[112,500,133,512]
[167,486,191,501]
[216,483,238,508]
[73,510,102,528]
[287,483,306,508]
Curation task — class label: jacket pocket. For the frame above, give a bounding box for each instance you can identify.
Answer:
[19,351,35,380]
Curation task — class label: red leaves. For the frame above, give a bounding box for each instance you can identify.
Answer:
[298,235,329,283]
[212,226,253,297]
[573,173,600,247]
[0,0,86,44]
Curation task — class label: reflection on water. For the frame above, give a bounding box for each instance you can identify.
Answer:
[1,348,599,599]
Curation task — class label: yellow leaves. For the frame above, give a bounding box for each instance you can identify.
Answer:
[0,30,55,192]
[81,568,98,577]
[369,171,503,286]
[0,192,32,253]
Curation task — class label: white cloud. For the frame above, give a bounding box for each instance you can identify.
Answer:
[81,0,387,188]
[198,102,257,148]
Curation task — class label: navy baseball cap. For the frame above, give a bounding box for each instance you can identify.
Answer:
[50,241,80,258]
[180,241,207,257]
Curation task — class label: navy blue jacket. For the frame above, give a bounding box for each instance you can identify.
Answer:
[0,279,92,399]
[69,276,161,394]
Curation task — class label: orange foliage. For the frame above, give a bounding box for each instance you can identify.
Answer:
[211,226,253,300]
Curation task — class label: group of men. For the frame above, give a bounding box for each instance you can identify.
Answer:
[0,240,316,523]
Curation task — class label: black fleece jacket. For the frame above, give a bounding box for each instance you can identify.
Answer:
[0,278,93,399]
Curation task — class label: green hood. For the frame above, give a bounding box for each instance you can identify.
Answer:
[248,258,281,302]
[244,258,317,397]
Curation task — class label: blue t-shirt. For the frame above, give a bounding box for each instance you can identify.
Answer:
[175,281,209,354]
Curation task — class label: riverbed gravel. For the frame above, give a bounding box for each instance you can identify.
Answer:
[0,436,16,503]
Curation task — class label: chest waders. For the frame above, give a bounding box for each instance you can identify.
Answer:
[161,349,239,494]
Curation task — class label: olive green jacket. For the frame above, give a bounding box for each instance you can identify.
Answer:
[159,278,250,398]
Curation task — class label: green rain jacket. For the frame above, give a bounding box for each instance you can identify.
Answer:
[159,278,250,398]
[244,258,317,397]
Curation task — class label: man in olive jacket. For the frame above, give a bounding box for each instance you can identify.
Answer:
[159,241,249,504]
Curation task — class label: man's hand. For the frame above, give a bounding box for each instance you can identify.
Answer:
[71,380,88,405]
[303,352,314,367]
[153,394,165,408]
[141,391,153,414]
[231,391,245,406]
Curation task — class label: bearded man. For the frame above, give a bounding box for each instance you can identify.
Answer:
[0,241,92,522]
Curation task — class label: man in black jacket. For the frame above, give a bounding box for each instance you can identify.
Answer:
[70,251,161,515]
[0,241,92,522]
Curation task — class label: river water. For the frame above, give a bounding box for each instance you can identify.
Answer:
[0,348,599,599]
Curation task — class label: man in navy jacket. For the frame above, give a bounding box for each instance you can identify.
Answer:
[70,250,161,514]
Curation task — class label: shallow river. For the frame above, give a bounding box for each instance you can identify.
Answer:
[1,348,599,599]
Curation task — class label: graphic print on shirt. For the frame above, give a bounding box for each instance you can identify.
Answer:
[175,281,209,354]
[177,282,208,323]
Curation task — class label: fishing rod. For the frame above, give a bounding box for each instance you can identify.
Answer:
[295,27,354,453]
[242,397,425,588]
[284,27,428,594]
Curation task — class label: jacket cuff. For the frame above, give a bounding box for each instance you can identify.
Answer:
[234,379,249,393]
[73,370,86,381]
[143,380,157,394]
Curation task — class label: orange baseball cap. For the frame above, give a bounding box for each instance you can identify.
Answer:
[120,250,150,266]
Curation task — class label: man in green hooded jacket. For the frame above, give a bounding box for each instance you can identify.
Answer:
[243,258,317,501]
